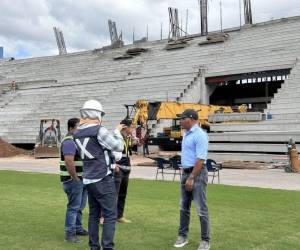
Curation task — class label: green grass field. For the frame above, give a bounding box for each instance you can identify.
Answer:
[0,170,300,250]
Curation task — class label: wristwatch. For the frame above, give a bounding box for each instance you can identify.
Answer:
[188,173,195,180]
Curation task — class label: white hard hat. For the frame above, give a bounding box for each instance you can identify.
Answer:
[80,100,105,115]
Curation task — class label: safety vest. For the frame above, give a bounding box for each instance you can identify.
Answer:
[60,134,83,182]
[73,125,111,180]
[117,136,132,167]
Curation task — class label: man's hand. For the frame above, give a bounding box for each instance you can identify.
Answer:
[116,124,126,131]
[114,165,120,173]
[65,155,80,182]
[185,159,204,191]
[73,176,81,182]
[185,177,194,191]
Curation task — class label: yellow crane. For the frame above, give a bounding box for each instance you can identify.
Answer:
[125,100,242,150]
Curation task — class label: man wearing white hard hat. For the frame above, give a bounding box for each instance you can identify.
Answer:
[74,100,124,250]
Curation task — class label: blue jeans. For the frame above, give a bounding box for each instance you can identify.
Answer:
[86,175,117,250]
[178,168,211,242]
[63,179,87,237]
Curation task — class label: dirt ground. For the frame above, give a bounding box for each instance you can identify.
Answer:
[0,155,299,191]
[0,139,32,157]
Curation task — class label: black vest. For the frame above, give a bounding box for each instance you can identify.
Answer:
[60,134,83,182]
[117,137,132,166]
[74,125,110,180]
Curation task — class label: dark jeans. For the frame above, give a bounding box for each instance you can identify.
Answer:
[63,179,87,237]
[114,169,130,219]
[143,143,149,156]
[178,168,210,242]
[86,175,117,250]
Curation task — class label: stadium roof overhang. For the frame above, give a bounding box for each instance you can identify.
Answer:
[206,68,291,84]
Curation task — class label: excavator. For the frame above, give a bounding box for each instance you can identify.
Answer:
[125,100,246,150]
[34,119,61,158]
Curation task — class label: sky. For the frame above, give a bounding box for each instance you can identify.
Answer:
[0,0,299,59]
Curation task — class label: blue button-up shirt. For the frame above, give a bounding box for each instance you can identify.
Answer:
[181,124,208,168]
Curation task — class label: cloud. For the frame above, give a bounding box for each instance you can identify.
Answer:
[0,0,299,58]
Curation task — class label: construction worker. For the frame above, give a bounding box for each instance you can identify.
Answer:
[174,109,211,250]
[143,129,150,156]
[114,119,134,223]
[74,100,124,250]
[60,118,88,244]
[11,80,16,93]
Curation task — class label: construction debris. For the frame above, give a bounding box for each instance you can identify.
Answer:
[199,33,229,45]
[126,48,149,55]
[0,139,31,158]
[113,47,149,60]
[113,54,134,60]
[221,161,272,170]
[165,37,193,50]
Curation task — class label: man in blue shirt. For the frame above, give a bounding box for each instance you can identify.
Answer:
[174,109,211,250]
[60,118,88,244]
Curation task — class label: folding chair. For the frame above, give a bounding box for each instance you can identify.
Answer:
[169,156,182,181]
[206,159,222,184]
[155,157,170,180]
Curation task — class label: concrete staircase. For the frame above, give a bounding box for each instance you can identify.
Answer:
[0,72,202,143]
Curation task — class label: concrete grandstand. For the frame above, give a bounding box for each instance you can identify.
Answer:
[0,15,300,162]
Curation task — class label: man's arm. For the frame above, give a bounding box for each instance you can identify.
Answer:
[185,132,208,191]
[65,155,80,181]
[185,159,204,191]
[62,140,80,181]
[191,159,205,177]
[97,125,125,152]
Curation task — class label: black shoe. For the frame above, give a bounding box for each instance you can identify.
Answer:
[90,247,101,250]
[65,235,81,243]
[76,229,89,236]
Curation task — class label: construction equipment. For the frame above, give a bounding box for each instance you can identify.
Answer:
[243,0,253,25]
[199,0,208,36]
[34,119,61,158]
[108,19,124,49]
[125,100,235,150]
[168,7,181,38]
[53,27,67,55]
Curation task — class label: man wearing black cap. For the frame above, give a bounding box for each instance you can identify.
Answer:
[174,109,211,250]
[114,119,133,223]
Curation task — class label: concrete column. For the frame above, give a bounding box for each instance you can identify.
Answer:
[199,69,210,104]
[180,68,214,104]
[181,75,201,103]
[199,70,217,104]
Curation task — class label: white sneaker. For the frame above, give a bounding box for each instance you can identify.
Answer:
[198,241,210,250]
[174,236,189,248]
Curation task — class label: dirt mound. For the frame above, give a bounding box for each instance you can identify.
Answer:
[222,161,272,170]
[0,139,32,158]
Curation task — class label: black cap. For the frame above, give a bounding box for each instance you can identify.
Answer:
[178,109,199,120]
[120,119,133,127]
